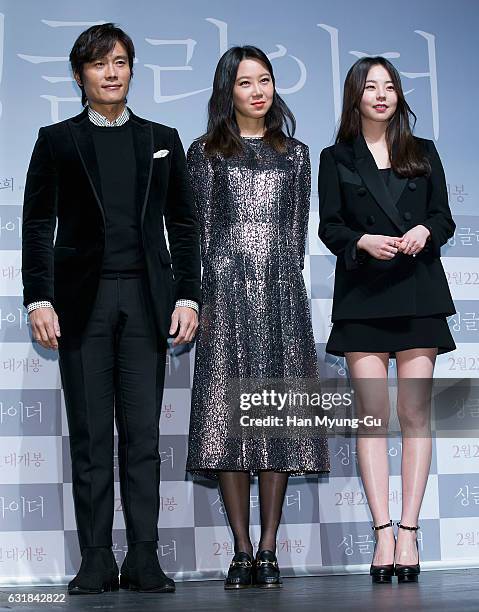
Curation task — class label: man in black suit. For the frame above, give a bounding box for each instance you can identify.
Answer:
[22,24,201,595]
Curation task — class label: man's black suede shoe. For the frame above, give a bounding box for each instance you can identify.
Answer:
[120,541,175,593]
[68,547,119,595]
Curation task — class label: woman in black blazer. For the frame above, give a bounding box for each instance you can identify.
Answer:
[318,57,455,584]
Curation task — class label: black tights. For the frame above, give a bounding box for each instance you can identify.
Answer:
[218,471,289,556]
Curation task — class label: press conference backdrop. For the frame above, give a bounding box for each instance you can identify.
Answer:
[0,0,478,584]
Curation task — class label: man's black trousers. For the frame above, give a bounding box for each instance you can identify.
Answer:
[59,274,166,550]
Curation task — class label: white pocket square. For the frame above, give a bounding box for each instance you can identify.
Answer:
[153,149,169,158]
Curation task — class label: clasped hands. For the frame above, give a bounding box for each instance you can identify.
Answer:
[357,225,431,261]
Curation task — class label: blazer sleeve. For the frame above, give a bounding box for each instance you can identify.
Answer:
[422,140,456,257]
[164,128,202,304]
[290,142,311,270]
[318,147,366,270]
[22,128,57,308]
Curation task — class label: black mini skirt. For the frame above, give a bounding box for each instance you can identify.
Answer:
[326,315,456,358]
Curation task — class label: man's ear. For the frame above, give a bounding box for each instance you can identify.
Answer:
[73,72,83,87]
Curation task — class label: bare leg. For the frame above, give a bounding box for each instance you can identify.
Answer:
[395,348,436,565]
[345,352,394,565]
[258,471,289,553]
[218,471,253,557]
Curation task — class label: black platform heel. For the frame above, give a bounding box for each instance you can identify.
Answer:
[370,520,395,584]
[395,522,420,583]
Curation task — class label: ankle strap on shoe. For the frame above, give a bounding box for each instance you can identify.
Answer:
[372,520,393,531]
[396,522,419,531]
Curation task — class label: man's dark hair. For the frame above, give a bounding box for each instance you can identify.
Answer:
[69,23,135,106]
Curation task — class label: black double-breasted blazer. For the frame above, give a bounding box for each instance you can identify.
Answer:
[22,108,201,339]
[318,134,455,322]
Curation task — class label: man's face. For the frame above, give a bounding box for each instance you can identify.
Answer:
[75,40,131,107]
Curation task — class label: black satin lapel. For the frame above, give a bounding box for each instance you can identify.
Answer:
[388,171,408,207]
[131,120,154,225]
[353,137,406,233]
[68,119,104,218]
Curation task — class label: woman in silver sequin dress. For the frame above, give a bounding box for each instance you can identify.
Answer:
[186,46,329,589]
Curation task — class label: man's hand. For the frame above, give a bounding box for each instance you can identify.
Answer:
[29,307,61,350]
[397,225,431,256]
[357,234,402,260]
[169,306,198,346]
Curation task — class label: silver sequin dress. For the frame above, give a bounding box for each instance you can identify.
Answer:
[186,136,330,478]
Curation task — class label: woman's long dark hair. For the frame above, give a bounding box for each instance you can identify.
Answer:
[336,56,430,177]
[203,46,296,157]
